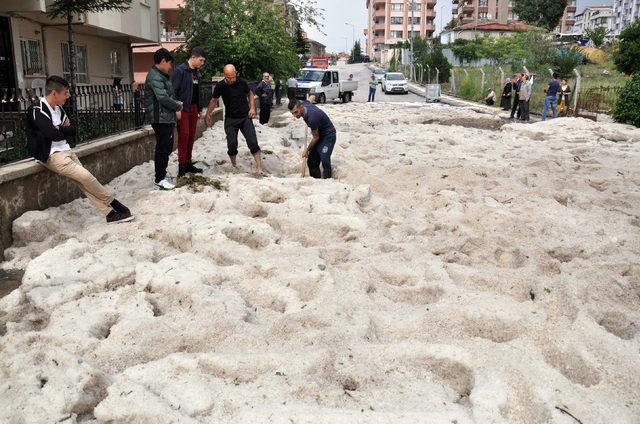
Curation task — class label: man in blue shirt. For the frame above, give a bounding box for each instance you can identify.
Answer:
[288,99,336,179]
[542,72,561,121]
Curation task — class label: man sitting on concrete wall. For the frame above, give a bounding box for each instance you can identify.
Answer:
[26,76,134,224]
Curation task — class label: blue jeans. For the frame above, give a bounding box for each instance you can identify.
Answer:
[308,133,336,179]
[542,95,557,121]
[368,87,376,102]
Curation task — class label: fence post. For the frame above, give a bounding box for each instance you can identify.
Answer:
[480,68,485,92]
[572,68,581,116]
[451,69,455,94]
[426,64,431,85]
[463,68,469,78]
[498,67,504,86]
[435,68,440,84]
[523,66,529,75]
[411,64,416,82]
[548,68,554,77]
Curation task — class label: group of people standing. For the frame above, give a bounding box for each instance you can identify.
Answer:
[493,72,572,122]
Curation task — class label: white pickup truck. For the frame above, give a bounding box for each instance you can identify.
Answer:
[295,68,358,104]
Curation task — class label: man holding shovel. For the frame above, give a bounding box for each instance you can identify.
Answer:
[288,99,336,179]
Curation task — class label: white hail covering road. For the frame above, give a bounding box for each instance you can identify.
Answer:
[1,101,640,423]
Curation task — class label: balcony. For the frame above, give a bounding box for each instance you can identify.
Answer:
[425,9,436,18]
[463,4,475,13]
[374,8,386,17]
[566,6,576,13]
[160,30,185,42]
[426,0,437,8]
[373,22,385,31]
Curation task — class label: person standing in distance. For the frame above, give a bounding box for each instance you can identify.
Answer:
[255,72,274,125]
[205,64,264,174]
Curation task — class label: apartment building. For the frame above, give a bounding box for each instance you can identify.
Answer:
[574,6,614,34]
[556,0,578,33]
[611,0,640,35]
[366,0,437,63]
[451,0,518,25]
[0,0,160,94]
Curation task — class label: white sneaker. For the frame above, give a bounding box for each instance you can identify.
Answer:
[155,178,175,190]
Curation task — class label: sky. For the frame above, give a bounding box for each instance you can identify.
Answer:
[302,0,612,53]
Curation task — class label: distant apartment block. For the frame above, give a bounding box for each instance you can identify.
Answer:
[611,0,640,35]
[451,0,518,25]
[556,0,578,33]
[366,0,437,63]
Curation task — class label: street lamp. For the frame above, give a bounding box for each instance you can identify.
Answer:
[440,3,446,35]
[345,22,355,60]
[342,36,348,54]
[410,0,415,80]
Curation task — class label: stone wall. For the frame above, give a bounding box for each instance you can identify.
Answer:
[0,112,220,261]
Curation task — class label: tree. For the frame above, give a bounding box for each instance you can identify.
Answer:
[585,27,611,48]
[613,19,640,75]
[349,40,362,63]
[179,0,301,80]
[294,21,309,57]
[451,39,484,64]
[513,0,567,31]
[47,0,133,95]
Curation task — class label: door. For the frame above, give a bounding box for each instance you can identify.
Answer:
[0,16,18,111]
[327,71,340,99]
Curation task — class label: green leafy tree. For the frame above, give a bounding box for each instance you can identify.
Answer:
[294,21,309,57]
[613,74,640,127]
[179,0,301,80]
[513,0,567,31]
[388,50,398,72]
[552,48,583,77]
[348,40,362,63]
[47,0,133,93]
[585,26,611,48]
[451,39,484,64]
[613,19,640,75]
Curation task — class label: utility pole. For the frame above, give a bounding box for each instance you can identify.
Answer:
[345,22,355,61]
[410,0,415,80]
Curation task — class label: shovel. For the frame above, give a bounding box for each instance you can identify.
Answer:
[301,126,308,177]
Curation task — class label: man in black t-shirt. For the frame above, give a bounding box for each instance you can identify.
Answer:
[205,64,263,174]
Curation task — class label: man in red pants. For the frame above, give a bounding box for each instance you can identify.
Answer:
[171,47,206,177]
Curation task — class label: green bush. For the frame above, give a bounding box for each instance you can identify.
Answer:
[613,19,640,75]
[458,77,482,101]
[552,49,584,78]
[613,74,640,127]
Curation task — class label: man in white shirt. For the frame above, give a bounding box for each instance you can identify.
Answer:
[287,76,298,101]
[26,76,134,224]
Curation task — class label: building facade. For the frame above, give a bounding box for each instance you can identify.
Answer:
[611,0,640,35]
[451,0,518,25]
[556,0,578,34]
[0,0,160,94]
[574,6,614,35]
[366,0,437,63]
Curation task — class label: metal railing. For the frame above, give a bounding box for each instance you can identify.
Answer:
[0,81,215,166]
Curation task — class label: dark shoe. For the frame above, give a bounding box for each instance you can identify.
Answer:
[309,167,322,179]
[186,162,203,174]
[178,163,188,178]
[110,199,130,215]
[322,168,332,179]
[106,210,134,224]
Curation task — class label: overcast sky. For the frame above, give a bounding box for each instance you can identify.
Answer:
[302,0,613,53]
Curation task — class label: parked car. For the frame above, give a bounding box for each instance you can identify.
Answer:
[373,68,386,83]
[295,68,358,103]
[382,72,409,94]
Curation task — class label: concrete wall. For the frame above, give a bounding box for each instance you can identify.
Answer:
[0,111,220,261]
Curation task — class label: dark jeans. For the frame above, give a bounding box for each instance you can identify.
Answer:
[151,123,174,183]
[224,117,261,156]
[287,87,296,100]
[519,99,530,121]
[259,103,271,125]
[510,93,521,118]
[308,133,336,179]
[368,87,376,102]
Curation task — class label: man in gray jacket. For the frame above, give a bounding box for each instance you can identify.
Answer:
[144,48,183,190]
[518,74,532,122]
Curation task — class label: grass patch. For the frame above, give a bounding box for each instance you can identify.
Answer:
[176,174,227,192]
[262,149,274,155]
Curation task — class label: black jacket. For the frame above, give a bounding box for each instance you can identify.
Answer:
[171,61,202,111]
[26,98,76,163]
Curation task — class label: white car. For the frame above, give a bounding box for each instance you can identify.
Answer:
[382,72,409,94]
[373,68,386,83]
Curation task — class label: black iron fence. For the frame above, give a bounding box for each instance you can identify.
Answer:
[575,85,622,117]
[0,81,215,166]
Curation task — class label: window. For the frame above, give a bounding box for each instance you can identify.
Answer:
[110,49,122,76]
[61,43,89,84]
[409,17,421,25]
[20,38,44,76]
[479,0,488,6]
[390,3,403,12]
[390,16,403,25]
[390,30,404,38]
[479,12,488,19]
[409,3,421,11]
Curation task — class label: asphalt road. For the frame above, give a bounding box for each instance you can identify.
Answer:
[330,62,426,104]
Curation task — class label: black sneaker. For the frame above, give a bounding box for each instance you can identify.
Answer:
[110,199,130,215]
[187,162,203,174]
[106,210,134,224]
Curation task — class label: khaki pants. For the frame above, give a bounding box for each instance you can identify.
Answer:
[44,151,114,215]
